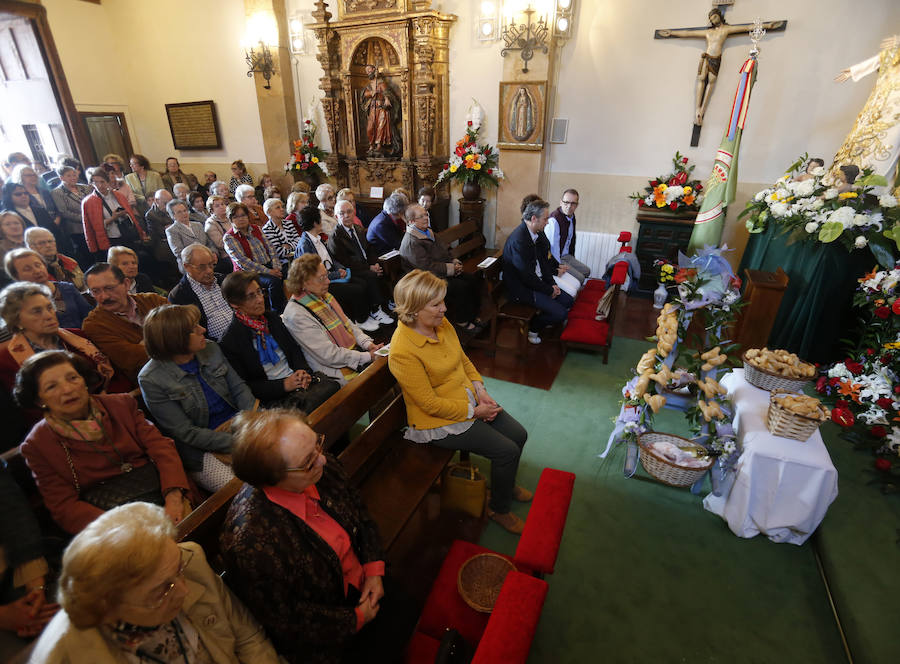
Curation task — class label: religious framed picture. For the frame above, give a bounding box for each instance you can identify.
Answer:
[498,81,547,151]
[164,100,222,150]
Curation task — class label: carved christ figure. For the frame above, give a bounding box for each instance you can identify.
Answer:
[362,64,394,156]
[655,8,786,127]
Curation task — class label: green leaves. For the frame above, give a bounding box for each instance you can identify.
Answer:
[867,234,897,269]
[818,221,844,243]
[855,173,888,188]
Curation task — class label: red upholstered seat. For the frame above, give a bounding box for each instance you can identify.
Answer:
[582,279,606,294]
[561,318,610,346]
[621,246,632,253]
[514,468,576,576]
[415,539,503,645]
[470,572,548,664]
[568,299,599,320]
[617,231,632,243]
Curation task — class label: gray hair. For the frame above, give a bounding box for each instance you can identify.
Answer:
[107,245,137,266]
[172,182,190,196]
[154,189,171,204]
[286,191,308,213]
[404,203,425,223]
[0,281,54,329]
[334,199,354,214]
[315,183,334,201]
[262,197,283,216]
[235,184,255,202]
[4,248,41,280]
[181,242,214,266]
[165,198,189,218]
[522,198,549,223]
[24,226,54,247]
[56,165,76,177]
[210,181,228,195]
[383,192,408,216]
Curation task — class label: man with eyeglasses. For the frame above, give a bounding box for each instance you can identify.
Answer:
[82,262,167,386]
[167,244,234,341]
[545,188,591,285]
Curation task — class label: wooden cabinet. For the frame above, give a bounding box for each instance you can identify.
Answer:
[635,210,696,291]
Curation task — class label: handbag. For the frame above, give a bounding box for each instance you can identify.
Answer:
[56,440,164,510]
[440,462,486,518]
[434,628,474,664]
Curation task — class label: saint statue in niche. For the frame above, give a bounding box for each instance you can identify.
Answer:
[361,63,402,157]
[509,86,535,142]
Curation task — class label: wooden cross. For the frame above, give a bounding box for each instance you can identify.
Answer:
[655,7,786,145]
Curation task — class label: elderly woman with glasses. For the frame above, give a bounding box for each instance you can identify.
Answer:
[138,304,256,492]
[107,245,155,294]
[24,226,84,290]
[220,409,416,664]
[282,254,383,386]
[29,501,280,664]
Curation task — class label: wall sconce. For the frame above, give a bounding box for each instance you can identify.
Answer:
[476,1,500,42]
[244,12,278,89]
[288,13,309,56]
[553,0,575,41]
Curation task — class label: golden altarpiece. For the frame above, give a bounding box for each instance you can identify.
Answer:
[309,1,455,209]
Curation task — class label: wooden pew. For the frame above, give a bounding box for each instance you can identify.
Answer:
[177,357,460,563]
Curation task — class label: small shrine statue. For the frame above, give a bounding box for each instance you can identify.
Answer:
[793,157,824,182]
[832,36,900,189]
[362,63,401,157]
[466,99,485,131]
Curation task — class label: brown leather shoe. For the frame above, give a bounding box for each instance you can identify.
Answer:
[489,510,525,534]
[512,485,534,502]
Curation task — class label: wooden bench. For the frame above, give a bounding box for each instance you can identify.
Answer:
[177,357,466,567]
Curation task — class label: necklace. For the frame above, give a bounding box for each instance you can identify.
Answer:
[67,412,133,473]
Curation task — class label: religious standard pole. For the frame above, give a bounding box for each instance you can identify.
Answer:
[654,6,785,146]
[686,19,766,254]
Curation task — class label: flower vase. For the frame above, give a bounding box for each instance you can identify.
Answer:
[652,282,668,309]
[461,181,482,201]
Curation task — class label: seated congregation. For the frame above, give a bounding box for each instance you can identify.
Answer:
[0,151,594,663]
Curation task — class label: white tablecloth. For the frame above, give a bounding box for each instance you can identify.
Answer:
[702,369,838,545]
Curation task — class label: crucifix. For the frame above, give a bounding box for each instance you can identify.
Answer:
[655,6,786,146]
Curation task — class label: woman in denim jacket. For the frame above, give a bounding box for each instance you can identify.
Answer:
[138,304,255,491]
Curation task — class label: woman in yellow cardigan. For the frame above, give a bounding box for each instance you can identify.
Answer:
[388,270,531,534]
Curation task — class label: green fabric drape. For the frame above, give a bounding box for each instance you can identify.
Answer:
[738,225,874,363]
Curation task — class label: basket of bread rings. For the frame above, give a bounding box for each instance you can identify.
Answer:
[637,432,714,488]
[742,348,816,393]
[766,390,831,441]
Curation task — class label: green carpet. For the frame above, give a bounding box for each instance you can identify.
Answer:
[472,338,849,664]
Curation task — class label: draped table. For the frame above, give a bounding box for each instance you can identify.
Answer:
[702,369,838,545]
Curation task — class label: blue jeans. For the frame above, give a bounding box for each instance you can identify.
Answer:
[530,290,574,331]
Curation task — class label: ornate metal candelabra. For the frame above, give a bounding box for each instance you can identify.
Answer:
[246,41,276,90]
[500,7,549,74]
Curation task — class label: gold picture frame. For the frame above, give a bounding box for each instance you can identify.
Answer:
[498,81,546,151]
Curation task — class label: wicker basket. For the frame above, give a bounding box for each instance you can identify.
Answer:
[766,390,828,441]
[457,553,516,613]
[638,432,714,488]
[742,351,812,393]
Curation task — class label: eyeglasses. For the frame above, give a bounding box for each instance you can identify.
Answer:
[285,433,325,473]
[244,288,265,300]
[11,190,28,197]
[187,262,216,271]
[122,548,193,610]
[232,213,248,219]
[561,200,579,206]
[88,284,122,296]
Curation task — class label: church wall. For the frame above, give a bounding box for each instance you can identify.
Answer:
[286,0,899,264]
[41,0,268,179]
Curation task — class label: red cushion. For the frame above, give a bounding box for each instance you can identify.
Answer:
[416,540,504,645]
[470,572,549,664]
[404,632,441,664]
[582,279,606,294]
[617,231,632,243]
[610,261,629,285]
[561,318,609,346]
[514,468,576,576]
[568,300,599,320]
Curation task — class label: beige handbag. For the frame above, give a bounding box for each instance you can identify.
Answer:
[440,463,486,518]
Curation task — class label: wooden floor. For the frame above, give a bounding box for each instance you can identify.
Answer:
[467,292,659,390]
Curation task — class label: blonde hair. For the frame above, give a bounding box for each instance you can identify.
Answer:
[336,188,355,201]
[393,269,447,326]
[143,304,201,360]
[290,181,311,194]
[58,502,176,629]
[107,245,137,267]
[286,254,322,295]
[286,191,309,214]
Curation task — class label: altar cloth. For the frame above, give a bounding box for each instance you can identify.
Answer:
[702,369,838,545]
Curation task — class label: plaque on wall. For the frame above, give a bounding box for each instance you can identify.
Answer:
[164,100,221,150]
[497,81,546,151]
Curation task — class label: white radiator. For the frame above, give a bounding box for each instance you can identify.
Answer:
[573,231,623,281]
